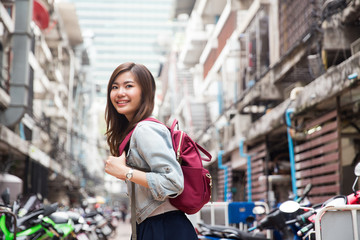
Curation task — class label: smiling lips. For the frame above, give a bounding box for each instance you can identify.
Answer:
[116,100,129,106]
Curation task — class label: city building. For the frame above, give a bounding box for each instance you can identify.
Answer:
[162,0,360,206]
[0,0,101,205]
[69,0,175,98]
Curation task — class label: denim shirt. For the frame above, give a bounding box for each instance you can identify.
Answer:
[126,120,184,223]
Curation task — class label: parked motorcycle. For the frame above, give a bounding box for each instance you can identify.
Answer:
[196,183,312,240]
[0,190,61,240]
[66,210,98,240]
[46,211,76,239]
[197,222,268,240]
[279,162,360,239]
[83,211,113,240]
[0,189,82,240]
[244,183,313,240]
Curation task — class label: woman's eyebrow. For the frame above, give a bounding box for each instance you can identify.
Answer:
[123,80,135,84]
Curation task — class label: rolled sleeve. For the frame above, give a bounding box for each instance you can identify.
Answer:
[133,122,184,201]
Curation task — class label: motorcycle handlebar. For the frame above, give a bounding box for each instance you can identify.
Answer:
[296,210,314,223]
[297,222,314,237]
[256,184,313,231]
[285,210,313,226]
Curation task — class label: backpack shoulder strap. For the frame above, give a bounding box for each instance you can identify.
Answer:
[119,127,136,154]
[131,182,137,240]
[119,118,212,162]
[144,117,163,125]
[118,117,163,154]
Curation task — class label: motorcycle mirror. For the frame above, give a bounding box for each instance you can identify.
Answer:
[252,206,265,215]
[279,200,300,213]
[354,163,360,177]
[352,163,360,194]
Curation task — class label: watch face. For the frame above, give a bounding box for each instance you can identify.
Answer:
[126,171,133,180]
[126,168,133,180]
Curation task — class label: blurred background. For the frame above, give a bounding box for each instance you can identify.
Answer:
[1,0,360,220]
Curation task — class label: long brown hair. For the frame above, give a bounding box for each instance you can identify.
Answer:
[105,62,156,156]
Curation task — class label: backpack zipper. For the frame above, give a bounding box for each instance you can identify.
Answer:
[177,131,184,164]
[206,173,213,202]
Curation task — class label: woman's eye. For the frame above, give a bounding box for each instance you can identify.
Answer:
[111,85,118,90]
[125,84,133,88]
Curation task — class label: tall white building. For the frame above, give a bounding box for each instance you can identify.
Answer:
[70,0,175,97]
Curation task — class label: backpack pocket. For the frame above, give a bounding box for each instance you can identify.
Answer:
[170,166,211,214]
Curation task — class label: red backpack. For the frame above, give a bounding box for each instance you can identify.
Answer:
[119,118,212,214]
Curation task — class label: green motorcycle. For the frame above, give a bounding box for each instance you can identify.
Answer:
[45,211,76,239]
[0,190,75,240]
[0,203,60,239]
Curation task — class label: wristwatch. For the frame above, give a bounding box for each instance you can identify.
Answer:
[126,168,134,180]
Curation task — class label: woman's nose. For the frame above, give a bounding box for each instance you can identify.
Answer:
[117,87,126,96]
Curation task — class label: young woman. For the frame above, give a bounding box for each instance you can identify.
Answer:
[104,62,198,240]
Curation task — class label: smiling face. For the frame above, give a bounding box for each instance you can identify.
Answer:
[110,71,142,121]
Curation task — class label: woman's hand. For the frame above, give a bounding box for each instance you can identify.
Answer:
[105,152,129,180]
[105,152,149,188]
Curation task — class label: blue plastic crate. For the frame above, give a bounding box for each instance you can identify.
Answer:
[228,202,255,224]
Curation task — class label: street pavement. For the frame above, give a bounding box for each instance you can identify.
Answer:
[109,220,132,240]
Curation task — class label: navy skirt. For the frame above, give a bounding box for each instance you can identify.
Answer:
[134,210,198,240]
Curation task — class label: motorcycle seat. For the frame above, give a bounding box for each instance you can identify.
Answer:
[66,211,82,224]
[198,222,268,240]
